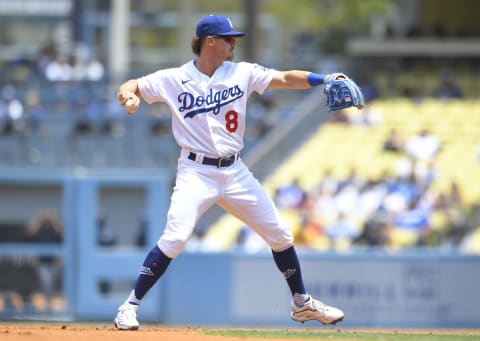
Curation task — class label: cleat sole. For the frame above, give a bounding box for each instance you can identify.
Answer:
[114,321,139,331]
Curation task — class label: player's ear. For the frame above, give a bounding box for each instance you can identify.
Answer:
[206,36,217,46]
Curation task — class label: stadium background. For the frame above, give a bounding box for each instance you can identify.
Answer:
[0,0,479,327]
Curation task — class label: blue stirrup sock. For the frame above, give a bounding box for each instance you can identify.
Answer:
[271,246,307,297]
[129,245,172,304]
[128,245,307,305]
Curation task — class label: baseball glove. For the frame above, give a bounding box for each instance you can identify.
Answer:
[324,73,365,112]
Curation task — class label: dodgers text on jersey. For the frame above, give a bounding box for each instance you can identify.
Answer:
[179,85,244,119]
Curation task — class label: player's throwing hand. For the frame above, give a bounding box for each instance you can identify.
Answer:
[118,91,140,114]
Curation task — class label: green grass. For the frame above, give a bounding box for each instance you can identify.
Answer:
[202,329,480,340]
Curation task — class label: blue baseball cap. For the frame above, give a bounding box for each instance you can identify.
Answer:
[196,15,246,38]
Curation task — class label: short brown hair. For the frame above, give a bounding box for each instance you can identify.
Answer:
[191,37,204,56]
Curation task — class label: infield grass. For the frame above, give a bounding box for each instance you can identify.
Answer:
[202,329,480,340]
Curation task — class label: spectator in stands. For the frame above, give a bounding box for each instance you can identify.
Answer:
[356,179,389,221]
[23,89,45,135]
[274,178,307,209]
[354,212,392,248]
[0,84,25,135]
[445,180,464,207]
[10,57,34,85]
[331,168,367,221]
[27,209,63,310]
[334,182,361,218]
[337,167,365,193]
[382,170,421,219]
[36,43,56,78]
[415,160,438,191]
[297,193,328,250]
[97,212,117,248]
[70,91,94,135]
[314,179,339,227]
[85,55,105,82]
[325,212,359,250]
[102,94,126,138]
[405,128,441,162]
[44,54,73,82]
[433,79,463,99]
[394,196,430,231]
[432,180,470,247]
[97,211,117,294]
[71,45,105,82]
[383,128,404,153]
[312,168,339,197]
[350,107,383,127]
[85,93,107,125]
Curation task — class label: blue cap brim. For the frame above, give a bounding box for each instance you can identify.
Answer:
[215,30,246,37]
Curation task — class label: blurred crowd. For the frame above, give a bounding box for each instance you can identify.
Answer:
[0,43,280,169]
[274,135,479,255]
[270,165,470,252]
[233,122,480,254]
[0,44,124,138]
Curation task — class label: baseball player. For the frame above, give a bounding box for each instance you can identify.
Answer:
[114,14,350,330]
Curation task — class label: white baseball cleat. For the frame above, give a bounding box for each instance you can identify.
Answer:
[114,303,140,330]
[291,296,344,325]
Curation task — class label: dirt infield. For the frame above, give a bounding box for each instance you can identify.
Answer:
[2,323,480,341]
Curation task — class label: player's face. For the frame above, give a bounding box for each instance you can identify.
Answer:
[213,36,236,61]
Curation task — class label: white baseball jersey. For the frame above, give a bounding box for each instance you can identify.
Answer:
[138,60,276,157]
[136,60,293,258]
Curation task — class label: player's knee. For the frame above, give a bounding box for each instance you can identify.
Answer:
[267,232,294,252]
[157,238,187,259]
[270,240,294,252]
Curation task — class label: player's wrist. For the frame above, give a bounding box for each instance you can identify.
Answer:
[307,73,325,86]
